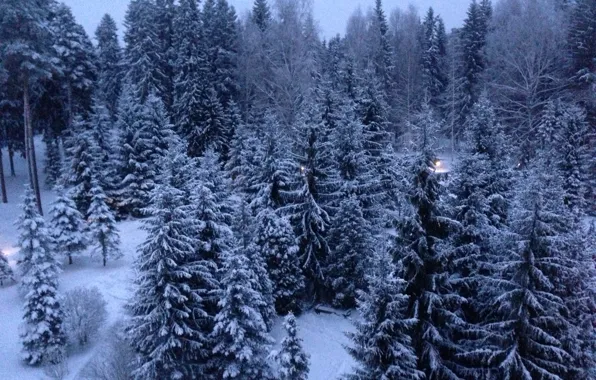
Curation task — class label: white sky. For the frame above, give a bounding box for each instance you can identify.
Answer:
[62,0,469,42]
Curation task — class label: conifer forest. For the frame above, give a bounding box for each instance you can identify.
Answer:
[1,0,596,379]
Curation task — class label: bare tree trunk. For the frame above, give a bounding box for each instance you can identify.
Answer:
[8,143,16,176]
[23,76,43,215]
[0,147,7,203]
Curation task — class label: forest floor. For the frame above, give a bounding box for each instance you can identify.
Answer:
[0,140,356,380]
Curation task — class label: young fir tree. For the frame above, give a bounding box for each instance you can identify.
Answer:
[255,208,305,315]
[212,249,274,380]
[44,133,62,188]
[393,149,463,378]
[113,85,154,216]
[233,200,276,331]
[481,171,579,379]
[128,182,215,379]
[16,186,55,282]
[0,249,14,286]
[95,13,123,119]
[88,180,122,266]
[48,186,88,265]
[124,0,166,104]
[18,186,66,366]
[326,195,371,309]
[64,116,97,216]
[346,245,423,380]
[141,93,174,172]
[50,2,96,125]
[276,313,310,380]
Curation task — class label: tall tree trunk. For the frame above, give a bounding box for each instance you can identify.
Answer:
[8,143,16,177]
[23,76,43,215]
[67,82,73,130]
[0,147,7,203]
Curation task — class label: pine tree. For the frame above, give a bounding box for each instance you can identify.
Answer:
[212,249,274,380]
[255,208,304,315]
[88,181,122,266]
[44,133,62,188]
[276,313,310,380]
[16,186,55,281]
[50,3,96,126]
[482,171,577,379]
[252,0,271,32]
[567,0,596,85]
[18,185,66,366]
[234,200,276,331]
[49,186,87,265]
[124,0,167,104]
[346,246,423,380]
[113,86,155,216]
[0,249,14,286]
[393,150,463,378]
[95,14,123,119]
[326,195,371,309]
[64,116,97,216]
[128,181,215,379]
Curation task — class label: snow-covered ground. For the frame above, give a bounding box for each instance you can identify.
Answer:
[0,141,355,379]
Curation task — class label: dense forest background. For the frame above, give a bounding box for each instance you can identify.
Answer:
[1,0,596,379]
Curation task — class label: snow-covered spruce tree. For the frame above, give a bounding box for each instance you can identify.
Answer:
[197,149,235,231]
[113,84,154,217]
[64,116,97,216]
[421,7,447,106]
[212,249,274,380]
[255,208,305,315]
[88,180,122,266]
[226,116,263,196]
[0,249,14,286]
[44,134,62,188]
[234,200,276,331]
[481,171,579,379]
[276,313,310,380]
[49,2,96,125]
[123,0,166,104]
[187,86,230,158]
[554,103,590,218]
[142,92,175,173]
[393,149,463,378]
[128,181,215,379]
[48,186,88,265]
[89,100,114,176]
[95,13,123,120]
[18,186,66,365]
[16,186,55,282]
[326,195,371,309]
[346,245,423,380]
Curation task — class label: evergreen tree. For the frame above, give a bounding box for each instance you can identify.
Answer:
[252,0,271,32]
[89,100,114,181]
[226,117,262,196]
[18,185,66,365]
[393,150,463,378]
[212,249,274,380]
[371,0,394,98]
[346,246,423,380]
[88,181,122,266]
[255,208,305,315]
[187,87,229,158]
[142,92,175,174]
[48,186,87,265]
[0,249,14,286]
[326,195,371,309]
[421,8,448,105]
[113,86,155,216]
[128,181,215,379]
[482,171,578,379]
[124,0,166,103]
[554,103,590,218]
[16,186,55,281]
[567,0,596,85]
[234,200,276,331]
[50,3,96,126]
[95,14,123,119]
[276,313,310,380]
[44,133,62,188]
[64,116,96,216]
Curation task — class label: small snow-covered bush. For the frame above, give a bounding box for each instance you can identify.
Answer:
[80,321,135,380]
[62,287,107,347]
[42,349,69,380]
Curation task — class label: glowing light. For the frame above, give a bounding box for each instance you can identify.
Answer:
[434,160,441,168]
